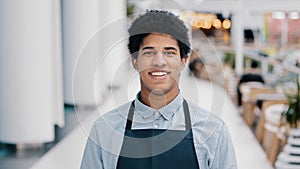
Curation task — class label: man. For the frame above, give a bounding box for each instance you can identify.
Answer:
[189,50,206,79]
[81,10,237,169]
[237,60,264,106]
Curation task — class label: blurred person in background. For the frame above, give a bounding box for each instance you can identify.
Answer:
[237,60,265,107]
[189,50,206,79]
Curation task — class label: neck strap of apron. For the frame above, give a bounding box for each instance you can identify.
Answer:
[125,99,192,130]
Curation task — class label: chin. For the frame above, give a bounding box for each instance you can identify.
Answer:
[141,80,177,95]
[150,89,167,95]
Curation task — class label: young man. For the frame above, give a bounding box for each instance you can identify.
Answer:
[237,60,264,106]
[81,10,237,169]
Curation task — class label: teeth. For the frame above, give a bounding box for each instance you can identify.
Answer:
[151,72,167,76]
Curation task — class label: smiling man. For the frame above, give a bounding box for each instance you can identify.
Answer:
[81,10,237,169]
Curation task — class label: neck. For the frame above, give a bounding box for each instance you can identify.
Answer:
[140,88,179,109]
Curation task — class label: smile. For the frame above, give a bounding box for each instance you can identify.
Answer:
[148,71,170,79]
[149,71,169,76]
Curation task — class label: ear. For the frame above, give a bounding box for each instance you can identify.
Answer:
[180,57,187,70]
[131,57,138,71]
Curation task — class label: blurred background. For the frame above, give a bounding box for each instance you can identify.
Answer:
[1,0,300,169]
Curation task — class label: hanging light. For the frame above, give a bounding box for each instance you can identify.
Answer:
[222,19,231,29]
[192,20,203,29]
[212,19,221,29]
[202,20,212,29]
[289,11,299,20]
[272,11,286,20]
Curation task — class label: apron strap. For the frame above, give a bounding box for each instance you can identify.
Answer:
[183,99,192,130]
[125,101,135,130]
[126,99,192,130]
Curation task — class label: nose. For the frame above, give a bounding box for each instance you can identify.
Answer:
[152,51,167,67]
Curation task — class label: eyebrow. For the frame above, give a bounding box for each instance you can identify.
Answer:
[141,46,178,51]
[164,47,177,51]
[141,47,154,50]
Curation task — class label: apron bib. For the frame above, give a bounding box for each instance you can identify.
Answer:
[116,100,200,169]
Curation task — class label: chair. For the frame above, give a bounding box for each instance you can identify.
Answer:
[255,103,287,166]
[255,100,288,143]
[243,87,273,127]
[275,129,300,169]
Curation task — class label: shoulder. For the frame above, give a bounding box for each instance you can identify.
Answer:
[87,102,133,156]
[186,100,226,143]
[92,101,132,131]
[186,100,223,124]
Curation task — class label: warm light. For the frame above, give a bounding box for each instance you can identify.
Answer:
[222,19,231,29]
[272,11,285,20]
[202,20,212,29]
[186,11,220,30]
[289,12,299,20]
[212,19,221,29]
[194,20,203,28]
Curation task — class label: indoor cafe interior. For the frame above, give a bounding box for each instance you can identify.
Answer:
[1,0,300,169]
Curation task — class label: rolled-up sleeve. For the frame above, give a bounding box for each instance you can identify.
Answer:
[211,123,238,169]
[80,125,104,169]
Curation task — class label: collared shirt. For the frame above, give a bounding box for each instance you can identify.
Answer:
[81,92,238,169]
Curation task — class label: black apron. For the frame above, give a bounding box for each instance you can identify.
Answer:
[116,100,200,169]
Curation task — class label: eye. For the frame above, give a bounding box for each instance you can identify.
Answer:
[164,51,176,56]
[142,50,156,56]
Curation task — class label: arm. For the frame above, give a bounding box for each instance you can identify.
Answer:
[80,125,104,169]
[210,123,238,169]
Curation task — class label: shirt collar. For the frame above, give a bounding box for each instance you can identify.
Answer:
[134,91,183,120]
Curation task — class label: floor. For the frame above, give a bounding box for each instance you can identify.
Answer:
[0,66,274,169]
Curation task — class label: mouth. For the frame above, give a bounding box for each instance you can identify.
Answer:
[148,71,170,79]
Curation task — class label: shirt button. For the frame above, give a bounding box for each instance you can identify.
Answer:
[154,124,159,129]
[154,111,160,119]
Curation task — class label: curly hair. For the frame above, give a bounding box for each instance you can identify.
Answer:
[128,10,191,59]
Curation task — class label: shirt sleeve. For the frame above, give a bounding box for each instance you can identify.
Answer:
[210,123,238,169]
[80,124,104,169]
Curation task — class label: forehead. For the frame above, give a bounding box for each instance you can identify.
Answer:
[140,33,179,49]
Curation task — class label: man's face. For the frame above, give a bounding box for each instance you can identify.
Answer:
[132,33,186,96]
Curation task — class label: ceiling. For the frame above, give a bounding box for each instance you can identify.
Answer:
[130,0,300,13]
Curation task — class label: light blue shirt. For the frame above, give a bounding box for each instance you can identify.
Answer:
[81,92,238,169]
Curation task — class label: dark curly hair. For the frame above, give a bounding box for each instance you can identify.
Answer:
[128,10,191,59]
